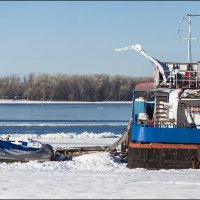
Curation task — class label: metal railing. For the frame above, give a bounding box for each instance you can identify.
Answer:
[132,121,200,129]
[157,70,200,89]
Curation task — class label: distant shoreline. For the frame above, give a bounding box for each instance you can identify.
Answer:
[0,99,132,104]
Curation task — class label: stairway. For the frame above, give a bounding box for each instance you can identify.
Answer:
[154,91,169,123]
[105,123,130,152]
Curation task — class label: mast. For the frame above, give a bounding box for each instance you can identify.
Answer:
[182,13,200,63]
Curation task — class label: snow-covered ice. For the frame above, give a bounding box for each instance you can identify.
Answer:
[0,136,200,199]
[0,99,131,104]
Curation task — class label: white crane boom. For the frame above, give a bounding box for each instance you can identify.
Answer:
[115,44,168,85]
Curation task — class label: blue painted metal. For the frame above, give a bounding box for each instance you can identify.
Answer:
[0,140,41,151]
[131,124,200,144]
[134,101,145,121]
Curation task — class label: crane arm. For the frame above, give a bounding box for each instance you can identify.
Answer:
[115,44,168,85]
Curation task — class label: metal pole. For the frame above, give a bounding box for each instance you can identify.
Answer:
[185,13,200,63]
[188,14,192,63]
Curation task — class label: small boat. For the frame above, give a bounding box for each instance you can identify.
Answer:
[0,135,54,162]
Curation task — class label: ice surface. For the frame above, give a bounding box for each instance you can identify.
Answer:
[0,99,131,104]
[0,137,200,199]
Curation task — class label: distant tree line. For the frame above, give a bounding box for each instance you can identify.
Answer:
[0,73,153,101]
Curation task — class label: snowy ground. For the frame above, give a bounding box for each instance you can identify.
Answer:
[0,136,200,199]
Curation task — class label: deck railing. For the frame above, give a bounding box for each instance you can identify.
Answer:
[133,122,200,129]
[158,70,200,89]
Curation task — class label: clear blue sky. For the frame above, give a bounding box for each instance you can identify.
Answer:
[0,1,200,77]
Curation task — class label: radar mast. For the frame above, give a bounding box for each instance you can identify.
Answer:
[182,13,200,63]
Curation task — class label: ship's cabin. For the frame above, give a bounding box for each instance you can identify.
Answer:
[132,84,200,128]
[131,61,200,128]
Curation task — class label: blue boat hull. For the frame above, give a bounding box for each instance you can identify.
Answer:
[0,140,53,162]
[131,124,200,144]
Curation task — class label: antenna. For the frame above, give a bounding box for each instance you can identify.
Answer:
[181,12,200,63]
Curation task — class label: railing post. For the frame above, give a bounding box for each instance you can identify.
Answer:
[196,75,198,88]
[189,71,191,88]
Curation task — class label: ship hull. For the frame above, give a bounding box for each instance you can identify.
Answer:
[127,142,200,169]
[127,123,200,169]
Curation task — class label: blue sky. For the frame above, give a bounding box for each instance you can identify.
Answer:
[0,1,200,77]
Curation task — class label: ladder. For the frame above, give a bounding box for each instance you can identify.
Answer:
[105,122,130,152]
[154,91,169,123]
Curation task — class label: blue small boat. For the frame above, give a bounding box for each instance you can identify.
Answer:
[0,136,53,162]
